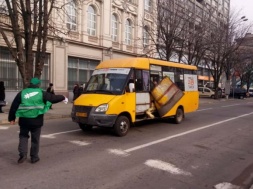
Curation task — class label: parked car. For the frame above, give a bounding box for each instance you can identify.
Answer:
[198,87,215,98]
[229,88,247,99]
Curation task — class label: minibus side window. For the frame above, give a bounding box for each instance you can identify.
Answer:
[134,70,150,92]
[162,66,175,82]
[143,70,150,91]
[135,70,143,92]
[174,68,185,91]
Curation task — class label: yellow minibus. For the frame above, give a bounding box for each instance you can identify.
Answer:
[71,58,199,136]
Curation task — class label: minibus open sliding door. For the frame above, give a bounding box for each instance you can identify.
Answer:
[134,69,151,118]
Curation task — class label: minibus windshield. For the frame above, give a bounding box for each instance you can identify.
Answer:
[85,68,130,94]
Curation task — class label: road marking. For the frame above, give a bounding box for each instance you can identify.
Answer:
[197,108,213,111]
[69,140,90,146]
[107,149,130,157]
[221,104,240,108]
[41,129,81,138]
[198,103,241,111]
[109,112,253,156]
[214,182,240,189]
[145,159,192,176]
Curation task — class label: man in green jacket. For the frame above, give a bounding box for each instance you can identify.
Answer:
[8,78,67,164]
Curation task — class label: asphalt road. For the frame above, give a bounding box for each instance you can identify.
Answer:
[0,98,253,189]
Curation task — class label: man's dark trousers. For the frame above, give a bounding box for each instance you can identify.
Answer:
[19,125,41,159]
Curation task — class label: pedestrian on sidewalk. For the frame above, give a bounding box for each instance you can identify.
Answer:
[8,77,68,164]
[78,83,85,97]
[46,83,55,109]
[73,83,79,102]
[0,81,5,113]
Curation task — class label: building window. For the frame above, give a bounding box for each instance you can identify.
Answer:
[87,5,96,36]
[0,47,50,90]
[144,0,151,11]
[143,26,149,47]
[66,0,77,31]
[125,19,132,45]
[111,14,118,42]
[68,57,99,90]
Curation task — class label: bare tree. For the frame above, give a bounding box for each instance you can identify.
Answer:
[234,48,253,91]
[178,7,211,66]
[204,11,252,98]
[144,0,193,61]
[0,0,79,88]
[0,0,56,87]
[223,13,252,82]
[143,1,212,68]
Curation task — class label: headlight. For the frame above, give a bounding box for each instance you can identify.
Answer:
[95,104,108,112]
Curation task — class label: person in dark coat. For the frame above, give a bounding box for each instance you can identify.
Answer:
[0,81,5,113]
[73,84,79,101]
[8,78,67,164]
[78,84,84,97]
[46,83,55,95]
[46,83,55,109]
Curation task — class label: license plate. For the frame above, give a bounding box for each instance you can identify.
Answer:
[76,112,87,117]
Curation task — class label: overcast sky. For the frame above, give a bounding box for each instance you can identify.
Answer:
[230,0,253,22]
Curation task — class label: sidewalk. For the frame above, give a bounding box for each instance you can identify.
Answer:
[0,102,72,125]
[0,97,244,125]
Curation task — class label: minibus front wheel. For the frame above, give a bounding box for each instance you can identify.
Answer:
[113,116,130,137]
[174,107,184,124]
[79,123,93,131]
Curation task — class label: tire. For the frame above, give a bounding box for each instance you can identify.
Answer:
[79,123,93,131]
[173,108,184,124]
[239,95,244,99]
[113,116,130,137]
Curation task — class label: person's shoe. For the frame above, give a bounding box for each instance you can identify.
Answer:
[18,156,27,164]
[31,157,40,164]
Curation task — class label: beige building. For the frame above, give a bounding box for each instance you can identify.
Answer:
[0,0,155,100]
[0,0,230,100]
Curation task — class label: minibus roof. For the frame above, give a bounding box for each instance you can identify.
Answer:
[96,58,197,70]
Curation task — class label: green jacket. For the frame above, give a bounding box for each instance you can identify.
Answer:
[16,88,51,118]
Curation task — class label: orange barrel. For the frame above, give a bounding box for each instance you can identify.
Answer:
[151,77,184,117]
[151,77,172,104]
[157,89,184,117]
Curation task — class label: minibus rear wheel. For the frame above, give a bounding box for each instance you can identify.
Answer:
[174,108,184,124]
[113,116,130,137]
[79,123,93,131]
